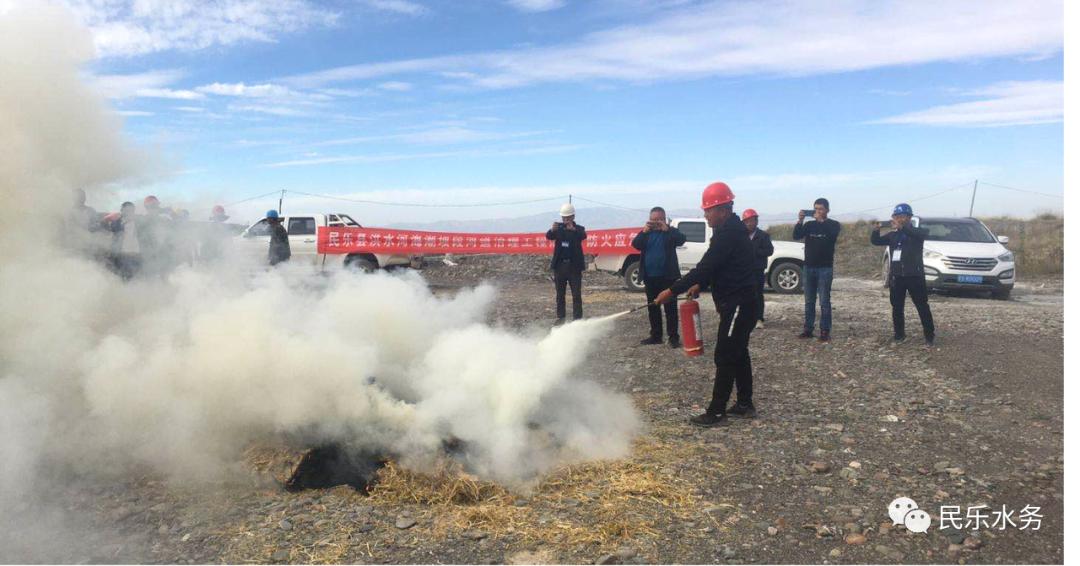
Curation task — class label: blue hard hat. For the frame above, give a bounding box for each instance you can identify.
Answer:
[266,209,279,219]
[892,203,913,216]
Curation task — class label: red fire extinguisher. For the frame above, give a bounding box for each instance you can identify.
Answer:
[679,297,704,357]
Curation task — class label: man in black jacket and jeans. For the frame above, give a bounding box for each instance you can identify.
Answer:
[546,203,587,323]
[632,207,687,347]
[872,203,935,345]
[793,198,842,341]
[656,182,758,427]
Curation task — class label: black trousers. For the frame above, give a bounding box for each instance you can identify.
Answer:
[554,261,583,320]
[708,295,757,415]
[644,276,679,338]
[890,275,935,338]
[754,271,766,322]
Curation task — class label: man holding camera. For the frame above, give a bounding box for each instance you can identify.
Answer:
[546,203,588,323]
[632,206,687,347]
[793,198,841,341]
[655,182,758,427]
[872,203,935,346]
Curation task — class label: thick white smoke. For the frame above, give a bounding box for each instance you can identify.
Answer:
[0,0,638,523]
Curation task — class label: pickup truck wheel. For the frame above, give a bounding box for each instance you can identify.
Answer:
[345,256,377,273]
[769,262,802,294]
[623,261,646,293]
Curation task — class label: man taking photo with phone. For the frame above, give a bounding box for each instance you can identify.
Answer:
[793,198,842,341]
[872,203,935,346]
[632,207,687,347]
[546,203,588,323]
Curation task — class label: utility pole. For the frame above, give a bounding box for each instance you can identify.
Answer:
[968,180,978,217]
[279,189,286,215]
[568,193,573,204]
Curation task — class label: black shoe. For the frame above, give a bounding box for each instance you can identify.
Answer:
[818,330,831,342]
[727,403,757,418]
[689,413,729,427]
[668,336,681,349]
[639,335,663,345]
[925,334,935,347]
[893,334,906,342]
[797,329,814,339]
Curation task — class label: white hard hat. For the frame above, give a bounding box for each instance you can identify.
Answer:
[560,203,576,217]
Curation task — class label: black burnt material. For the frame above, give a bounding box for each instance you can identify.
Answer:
[285,444,387,492]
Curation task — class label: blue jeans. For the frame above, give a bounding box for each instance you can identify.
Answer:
[803,266,833,332]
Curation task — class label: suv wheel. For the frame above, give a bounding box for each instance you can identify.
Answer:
[769,262,803,294]
[992,288,1011,301]
[623,260,646,292]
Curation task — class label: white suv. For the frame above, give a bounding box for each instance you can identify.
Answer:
[593,217,805,293]
[880,217,1016,300]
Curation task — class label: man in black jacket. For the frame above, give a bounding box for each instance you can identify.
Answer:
[742,209,773,329]
[793,198,842,341]
[656,182,758,427]
[546,203,587,322]
[267,210,291,266]
[632,207,687,347]
[872,203,935,345]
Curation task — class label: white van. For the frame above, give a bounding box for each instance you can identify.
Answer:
[592,217,805,293]
[236,213,417,270]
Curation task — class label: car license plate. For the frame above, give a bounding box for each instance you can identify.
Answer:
[957,275,984,284]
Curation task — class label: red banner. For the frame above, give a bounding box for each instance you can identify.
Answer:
[317,226,640,255]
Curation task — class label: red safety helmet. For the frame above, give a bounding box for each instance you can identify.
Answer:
[741,208,759,221]
[144,195,160,207]
[212,205,225,215]
[701,182,734,210]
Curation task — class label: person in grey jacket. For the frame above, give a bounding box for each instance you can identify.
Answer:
[742,209,773,328]
[872,203,935,345]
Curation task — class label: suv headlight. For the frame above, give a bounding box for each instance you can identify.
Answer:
[997,251,1014,262]
[923,249,943,260]
[999,269,1015,280]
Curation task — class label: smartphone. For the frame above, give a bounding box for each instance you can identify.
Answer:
[880,220,893,229]
[910,216,920,228]
[801,209,816,217]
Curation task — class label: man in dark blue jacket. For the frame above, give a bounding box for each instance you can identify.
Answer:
[872,203,935,345]
[656,182,758,427]
[632,206,687,347]
[546,203,587,322]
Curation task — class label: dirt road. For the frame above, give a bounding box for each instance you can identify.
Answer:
[2,262,1062,564]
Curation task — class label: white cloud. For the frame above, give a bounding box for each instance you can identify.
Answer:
[359,0,429,16]
[506,0,566,12]
[115,110,154,117]
[134,87,204,100]
[377,81,413,92]
[871,81,1063,127]
[62,0,339,58]
[313,126,551,147]
[90,69,186,98]
[263,143,584,167]
[196,82,300,98]
[285,0,1062,89]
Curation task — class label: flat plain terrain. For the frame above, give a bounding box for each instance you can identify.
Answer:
[1,260,1063,564]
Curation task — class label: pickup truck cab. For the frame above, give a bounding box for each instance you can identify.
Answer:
[236,213,416,271]
[593,217,806,293]
[879,217,1016,300]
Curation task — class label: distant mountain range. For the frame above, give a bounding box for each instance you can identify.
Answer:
[389,207,876,233]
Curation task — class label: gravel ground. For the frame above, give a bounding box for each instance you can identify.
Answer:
[3,258,1062,564]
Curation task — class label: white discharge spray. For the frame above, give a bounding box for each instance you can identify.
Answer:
[0,0,639,518]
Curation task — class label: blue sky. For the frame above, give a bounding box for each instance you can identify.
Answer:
[62,0,1063,224]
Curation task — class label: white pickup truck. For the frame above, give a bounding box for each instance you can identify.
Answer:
[593,217,806,293]
[236,212,417,270]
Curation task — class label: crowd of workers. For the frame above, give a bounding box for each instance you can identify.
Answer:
[65,189,236,280]
[546,182,936,427]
